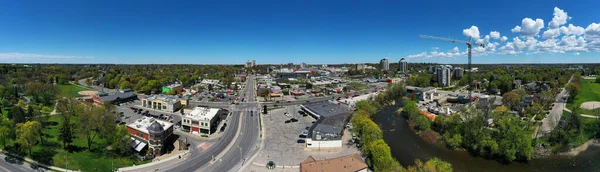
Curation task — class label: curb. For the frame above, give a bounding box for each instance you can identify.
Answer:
[1,150,71,172]
[117,150,190,172]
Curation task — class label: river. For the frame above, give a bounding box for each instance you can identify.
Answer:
[374,106,600,172]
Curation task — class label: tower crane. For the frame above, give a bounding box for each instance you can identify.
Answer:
[418,35,485,105]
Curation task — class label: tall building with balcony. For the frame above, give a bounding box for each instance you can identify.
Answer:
[436,65,452,87]
[379,58,389,71]
[398,58,408,73]
[453,67,464,79]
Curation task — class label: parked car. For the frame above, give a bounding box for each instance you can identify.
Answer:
[299,134,307,138]
[297,139,306,143]
[284,120,292,123]
[290,118,298,122]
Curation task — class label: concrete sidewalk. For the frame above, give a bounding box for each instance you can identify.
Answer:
[117,149,190,172]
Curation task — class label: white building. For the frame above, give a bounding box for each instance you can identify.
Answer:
[399,58,408,73]
[181,107,221,135]
[379,58,389,71]
[436,65,451,87]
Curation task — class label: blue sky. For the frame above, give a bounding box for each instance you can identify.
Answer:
[0,0,599,64]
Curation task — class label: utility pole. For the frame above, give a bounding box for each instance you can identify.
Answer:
[418,35,485,105]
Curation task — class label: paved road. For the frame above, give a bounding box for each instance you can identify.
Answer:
[202,75,261,172]
[123,75,260,172]
[538,75,574,137]
[0,154,41,172]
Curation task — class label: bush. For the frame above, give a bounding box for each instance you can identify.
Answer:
[414,115,431,131]
[420,130,440,144]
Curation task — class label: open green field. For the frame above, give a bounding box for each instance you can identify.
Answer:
[347,82,368,91]
[57,84,92,98]
[4,115,144,171]
[567,79,600,111]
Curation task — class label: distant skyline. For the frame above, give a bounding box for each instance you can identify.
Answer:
[0,0,599,64]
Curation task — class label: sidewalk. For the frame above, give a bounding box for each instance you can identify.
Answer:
[117,149,190,172]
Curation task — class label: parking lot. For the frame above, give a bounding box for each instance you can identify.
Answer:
[245,105,359,171]
[114,99,182,127]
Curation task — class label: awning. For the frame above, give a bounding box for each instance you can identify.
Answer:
[135,142,147,152]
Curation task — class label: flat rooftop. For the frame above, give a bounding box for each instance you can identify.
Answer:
[184,107,220,121]
[301,101,351,119]
[127,116,172,134]
[144,95,182,104]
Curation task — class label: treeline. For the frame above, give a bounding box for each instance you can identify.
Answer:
[89,65,240,94]
[351,82,453,172]
[402,100,535,163]
[0,98,131,161]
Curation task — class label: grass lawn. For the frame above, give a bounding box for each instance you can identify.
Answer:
[5,115,144,171]
[347,82,368,91]
[560,110,598,149]
[57,84,92,98]
[567,79,600,111]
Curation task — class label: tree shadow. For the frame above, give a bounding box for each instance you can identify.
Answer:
[3,152,25,165]
[31,147,57,165]
[65,144,86,153]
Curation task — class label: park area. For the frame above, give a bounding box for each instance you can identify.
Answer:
[57,84,93,98]
[2,114,145,171]
[567,79,600,116]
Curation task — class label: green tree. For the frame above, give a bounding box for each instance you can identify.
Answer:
[112,125,132,155]
[502,92,520,110]
[414,115,431,131]
[596,76,600,83]
[9,105,25,124]
[16,121,42,156]
[355,100,377,115]
[0,116,14,147]
[443,132,462,149]
[17,99,26,108]
[407,158,453,172]
[56,98,78,148]
[119,80,132,89]
[404,101,420,120]
[525,103,544,119]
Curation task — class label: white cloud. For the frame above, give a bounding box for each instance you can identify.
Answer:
[463,26,481,39]
[560,24,585,35]
[548,7,569,29]
[511,26,521,33]
[490,31,501,39]
[575,52,580,55]
[514,18,545,37]
[542,29,561,39]
[500,36,508,42]
[499,42,518,55]
[0,53,94,59]
[586,23,600,51]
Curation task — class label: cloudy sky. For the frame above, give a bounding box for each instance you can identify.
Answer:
[0,0,598,64]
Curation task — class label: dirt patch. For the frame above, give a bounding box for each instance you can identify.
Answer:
[78,90,98,96]
[580,101,600,110]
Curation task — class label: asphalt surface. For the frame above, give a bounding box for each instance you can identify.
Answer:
[126,75,260,172]
[0,154,42,172]
[538,75,574,137]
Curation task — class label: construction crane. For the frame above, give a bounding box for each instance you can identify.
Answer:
[418,34,485,105]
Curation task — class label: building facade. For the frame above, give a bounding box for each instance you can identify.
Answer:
[181,107,222,135]
[436,65,452,87]
[379,58,389,71]
[127,117,173,156]
[398,58,408,73]
[453,67,464,79]
[300,101,352,150]
[141,95,188,113]
[92,89,137,105]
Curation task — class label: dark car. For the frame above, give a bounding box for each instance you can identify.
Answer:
[305,126,310,130]
[297,139,306,143]
[298,111,305,115]
[284,120,292,123]
[137,111,142,114]
[299,134,307,138]
[220,123,227,132]
[290,118,298,122]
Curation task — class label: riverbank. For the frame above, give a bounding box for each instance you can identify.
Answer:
[558,139,600,156]
[377,108,600,172]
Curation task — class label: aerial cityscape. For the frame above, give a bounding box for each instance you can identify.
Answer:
[1,0,600,172]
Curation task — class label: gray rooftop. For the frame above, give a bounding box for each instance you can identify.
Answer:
[100,89,137,102]
[301,101,351,119]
